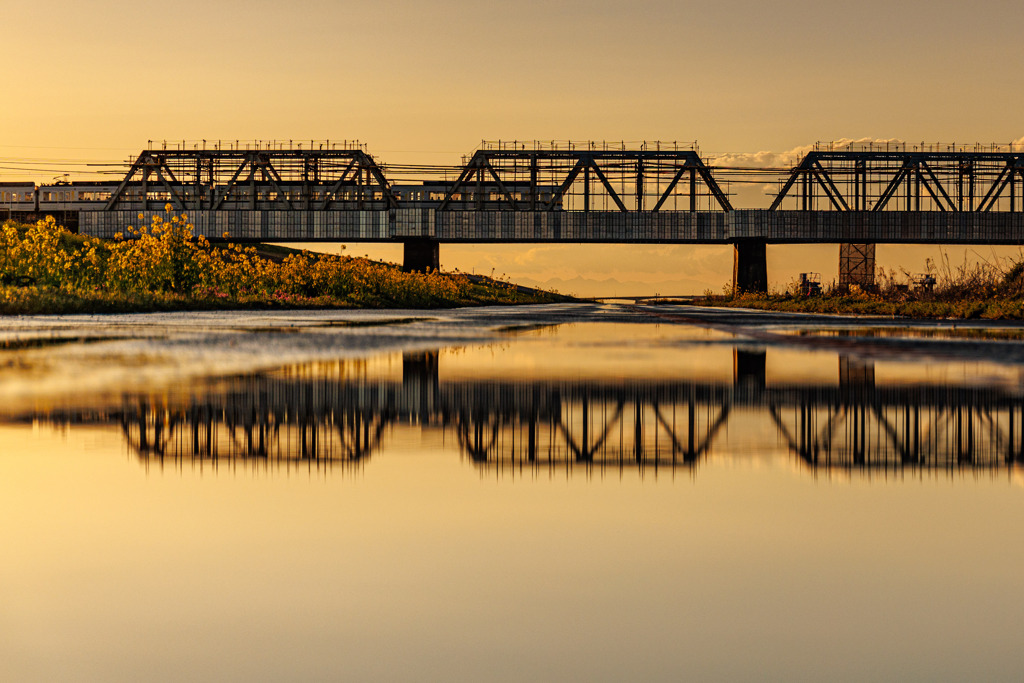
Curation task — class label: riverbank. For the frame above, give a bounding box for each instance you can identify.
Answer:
[0,216,569,314]
[687,293,1024,320]
[0,282,568,315]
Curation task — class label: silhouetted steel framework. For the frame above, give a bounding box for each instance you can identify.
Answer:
[769,386,1023,470]
[120,395,392,465]
[838,243,875,288]
[104,148,397,211]
[22,373,1024,473]
[770,150,1024,212]
[437,144,733,212]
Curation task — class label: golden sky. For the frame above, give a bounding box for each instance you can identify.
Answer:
[3,0,1023,295]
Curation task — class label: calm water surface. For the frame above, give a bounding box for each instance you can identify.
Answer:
[2,306,1023,681]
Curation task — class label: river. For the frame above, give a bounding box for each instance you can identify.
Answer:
[2,304,1022,681]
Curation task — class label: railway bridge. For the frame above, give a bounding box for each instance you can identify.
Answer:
[27,140,1024,292]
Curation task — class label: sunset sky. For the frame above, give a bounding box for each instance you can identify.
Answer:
[3,0,1023,295]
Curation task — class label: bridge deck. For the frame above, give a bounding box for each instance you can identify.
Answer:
[79,209,1024,244]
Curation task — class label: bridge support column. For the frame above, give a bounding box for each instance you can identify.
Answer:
[403,350,439,422]
[839,356,875,390]
[402,238,440,273]
[732,239,767,295]
[839,243,876,292]
[402,351,439,390]
[733,349,766,391]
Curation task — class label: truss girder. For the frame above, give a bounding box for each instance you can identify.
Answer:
[105,149,397,211]
[770,151,1024,212]
[438,149,733,212]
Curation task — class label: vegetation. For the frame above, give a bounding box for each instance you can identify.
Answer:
[0,211,566,314]
[695,254,1024,320]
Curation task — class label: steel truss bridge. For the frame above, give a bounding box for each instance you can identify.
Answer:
[19,352,1024,477]
[30,140,1024,291]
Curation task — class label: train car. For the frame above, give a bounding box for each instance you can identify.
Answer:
[0,182,39,214]
[17,179,565,214]
[210,181,390,210]
[37,181,120,212]
[391,181,562,209]
[97,182,213,211]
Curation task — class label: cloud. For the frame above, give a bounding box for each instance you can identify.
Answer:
[705,137,1024,205]
[728,135,1024,163]
[710,137,906,170]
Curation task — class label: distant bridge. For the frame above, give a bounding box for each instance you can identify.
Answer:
[18,351,1024,476]
[14,140,1024,291]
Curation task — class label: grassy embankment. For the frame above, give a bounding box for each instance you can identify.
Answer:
[0,213,568,314]
[691,259,1024,320]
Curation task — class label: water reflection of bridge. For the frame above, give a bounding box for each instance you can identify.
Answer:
[26,351,1023,475]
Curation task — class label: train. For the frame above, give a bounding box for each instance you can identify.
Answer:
[0,179,563,217]
[1,181,119,215]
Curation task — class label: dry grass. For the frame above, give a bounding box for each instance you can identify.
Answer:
[697,251,1024,320]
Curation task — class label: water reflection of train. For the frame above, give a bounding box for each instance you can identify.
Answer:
[0,180,563,216]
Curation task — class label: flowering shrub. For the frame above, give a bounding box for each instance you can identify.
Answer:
[0,209,559,312]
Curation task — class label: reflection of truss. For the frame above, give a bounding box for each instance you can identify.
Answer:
[770,398,1024,471]
[121,400,389,468]
[23,372,1024,475]
[455,396,729,470]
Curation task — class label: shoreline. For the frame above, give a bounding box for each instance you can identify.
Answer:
[674,294,1024,321]
[0,281,573,316]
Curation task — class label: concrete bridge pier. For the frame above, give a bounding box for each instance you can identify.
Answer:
[402,238,440,273]
[732,238,768,295]
[403,350,440,423]
[734,349,766,390]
